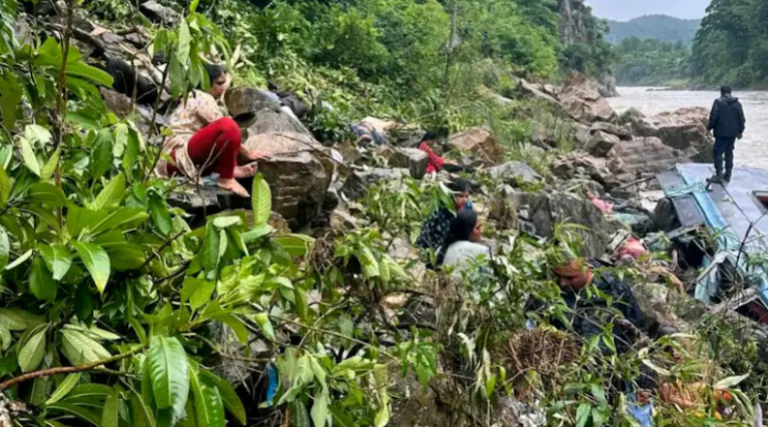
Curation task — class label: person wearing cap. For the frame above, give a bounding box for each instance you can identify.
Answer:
[708,85,746,183]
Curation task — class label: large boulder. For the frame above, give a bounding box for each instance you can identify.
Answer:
[586,130,620,157]
[389,148,428,179]
[244,108,310,137]
[225,87,282,119]
[551,152,618,190]
[245,132,333,229]
[558,71,617,123]
[590,122,633,141]
[139,0,178,25]
[510,76,567,115]
[629,107,714,163]
[524,191,615,258]
[100,87,166,137]
[607,137,689,181]
[487,161,542,183]
[447,128,505,165]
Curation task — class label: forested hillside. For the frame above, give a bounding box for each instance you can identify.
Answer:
[691,0,768,88]
[613,38,691,86]
[606,15,700,46]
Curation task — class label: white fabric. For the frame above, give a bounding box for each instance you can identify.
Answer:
[442,241,490,276]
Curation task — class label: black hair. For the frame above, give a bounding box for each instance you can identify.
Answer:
[447,179,470,194]
[721,85,732,95]
[421,131,438,143]
[437,209,478,265]
[204,64,226,87]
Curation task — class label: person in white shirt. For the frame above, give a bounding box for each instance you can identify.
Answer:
[440,209,490,276]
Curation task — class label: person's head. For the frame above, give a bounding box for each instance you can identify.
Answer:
[447,179,471,211]
[449,209,482,244]
[421,131,438,146]
[205,64,229,99]
[721,85,732,96]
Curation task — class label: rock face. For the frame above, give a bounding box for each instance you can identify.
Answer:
[244,108,310,137]
[629,107,714,163]
[607,137,689,180]
[488,161,542,183]
[447,128,505,165]
[558,71,617,123]
[525,191,614,258]
[389,148,428,179]
[225,87,281,118]
[586,130,620,157]
[139,1,178,25]
[245,132,333,229]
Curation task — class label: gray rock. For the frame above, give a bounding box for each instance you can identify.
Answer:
[139,1,179,25]
[590,122,633,141]
[245,132,333,229]
[341,168,408,200]
[629,107,713,163]
[607,137,688,181]
[586,130,620,157]
[558,71,617,123]
[526,191,615,258]
[447,128,505,166]
[245,108,311,137]
[390,148,428,179]
[225,87,282,119]
[488,161,542,183]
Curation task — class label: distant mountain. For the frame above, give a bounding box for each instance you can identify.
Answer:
[606,15,701,46]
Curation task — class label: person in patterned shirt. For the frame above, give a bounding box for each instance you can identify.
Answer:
[157,64,270,197]
[416,179,472,266]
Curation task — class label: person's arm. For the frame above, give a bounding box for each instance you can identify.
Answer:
[737,102,746,137]
[708,100,719,132]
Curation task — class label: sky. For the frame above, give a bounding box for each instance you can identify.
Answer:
[586,0,710,21]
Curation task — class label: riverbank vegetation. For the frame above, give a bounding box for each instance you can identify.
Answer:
[613,38,691,87]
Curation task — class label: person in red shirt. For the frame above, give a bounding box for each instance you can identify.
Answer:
[419,132,459,174]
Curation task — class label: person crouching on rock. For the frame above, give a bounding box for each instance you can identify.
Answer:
[708,85,746,183]
[416,179,472,266]
[156,64,271,197]
[439,209,491,277]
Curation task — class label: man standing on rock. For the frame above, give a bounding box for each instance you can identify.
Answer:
[708,86,746,183]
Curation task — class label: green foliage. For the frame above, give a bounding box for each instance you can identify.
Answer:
[614,37,691,86]
[606,15,701,46]
[691,0,768,88]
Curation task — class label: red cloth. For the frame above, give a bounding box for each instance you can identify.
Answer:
[168,117,242,179]
[419,142,444,174]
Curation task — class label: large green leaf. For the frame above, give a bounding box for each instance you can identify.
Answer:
[47,403,101,427]
[0,70,22,130]
[89,173,125,211]
[75,285,94,327]
[201,222,221,281]
[101,390,119,427]
[0,308,44,330]
[40,147,61,182]
[40,244,73,281]
[177,19,191,65]
[89,207,149,237]
[29,255,57,301]
[148,193,172,237]
[19,137,40,176]
[18,325,47,372]
[0,164,11,205]
[130,388,156,427]
[251,174,272,227]
[123,127,142,174]
[46,373,82,405]
[291,401,311,427]
[90,130,113,181]
[190,365,226,427]
[274,234,315,258]
[60,329,111,364]
[67,206,105,237]
[311,389,329,427]
[148,337,189,416]
[65,62,114,87]
[0,226,8,271]
[26,182,67,206]
[180,277,215,311]
[106,244,147,271]
[72,242,110,293]
[199,371,246,425]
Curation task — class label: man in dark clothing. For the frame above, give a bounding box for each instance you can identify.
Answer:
[708,86,746,183]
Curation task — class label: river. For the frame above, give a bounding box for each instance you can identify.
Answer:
[609,87,768,168]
